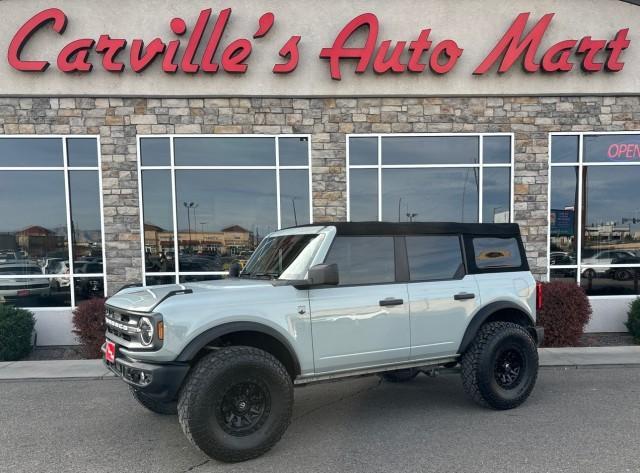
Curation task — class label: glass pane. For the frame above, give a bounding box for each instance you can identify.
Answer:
[146,275,176,286]
[280,170,310,228]
[581,166,640,263]
[0,171,68,274]
[483,167,510,223]
[382,136,479,165]
[142,170,175,273]
[406,236,464,281]
[69,171,102,263]
[584,134,640,163]
[174,137,276,166]
[349,169,378,221]
[483,136,511,164]
[0,277,70,308]
[279,137,309,166]
[581,266,640,296]
[324,236,395,285]
[381,169,479,223]
[67,138,98,167]
[473,237,522,269]
[550,167,578,264]
[0,138,63,167]
[179,274,226,283]
[74,276,105,302]
[140,138,171,166]
[175,170,277,272]
[349,137,378,165]
[551,135,579,163]
[550,268,577,283]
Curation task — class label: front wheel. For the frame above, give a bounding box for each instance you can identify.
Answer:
[460,322,538,410]
[178,346,293,463]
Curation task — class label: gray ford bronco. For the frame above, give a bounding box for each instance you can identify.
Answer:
[103,222,543,462]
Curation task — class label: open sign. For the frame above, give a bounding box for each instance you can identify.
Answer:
[607,143,640,161]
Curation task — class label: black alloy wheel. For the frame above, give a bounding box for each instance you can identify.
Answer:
[218,381,270,436]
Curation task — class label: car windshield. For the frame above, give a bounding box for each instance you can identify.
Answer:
[241,234,322,280]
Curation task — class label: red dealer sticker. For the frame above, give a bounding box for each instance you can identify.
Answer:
[105,341,116,363]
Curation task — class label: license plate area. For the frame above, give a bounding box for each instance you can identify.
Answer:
[105,340,116,363]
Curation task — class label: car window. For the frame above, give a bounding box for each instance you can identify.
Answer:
[324,236,395,285]
[406,235,464,281]
[473,237,523,269]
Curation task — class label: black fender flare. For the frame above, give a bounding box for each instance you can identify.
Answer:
[176,321,301,375]
[457,301,535,355]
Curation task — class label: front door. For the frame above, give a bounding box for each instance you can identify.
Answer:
[308,235,410,373]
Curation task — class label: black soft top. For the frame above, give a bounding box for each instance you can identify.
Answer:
[301,221,521,237]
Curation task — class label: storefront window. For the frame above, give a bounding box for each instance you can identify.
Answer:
[139,135,312,285]
[348,134,513,223]
[0,137,105,308]
[549,133,640,296]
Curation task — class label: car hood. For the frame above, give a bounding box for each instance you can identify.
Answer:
[105,278,275,313]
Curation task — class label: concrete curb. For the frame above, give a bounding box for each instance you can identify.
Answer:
[1,346,639,381]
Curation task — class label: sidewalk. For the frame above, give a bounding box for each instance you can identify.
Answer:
[1,346,640,381]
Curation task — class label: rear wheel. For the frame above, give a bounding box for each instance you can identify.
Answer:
[460,322,538,410]
[178,346,293,463]
[379,368,419,383]
[129,386,177,415]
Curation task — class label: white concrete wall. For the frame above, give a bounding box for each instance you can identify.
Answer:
[33,309,77,346]
[0,0,638,97]
[586,297,633,333]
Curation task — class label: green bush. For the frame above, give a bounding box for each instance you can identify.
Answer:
[626,299,640,344]
[0,305,36,361]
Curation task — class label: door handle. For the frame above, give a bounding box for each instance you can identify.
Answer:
[454,292,475,301]
[379,298,404,307]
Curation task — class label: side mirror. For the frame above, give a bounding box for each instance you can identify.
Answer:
[293,263,339,289]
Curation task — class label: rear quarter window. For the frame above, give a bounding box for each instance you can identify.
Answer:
[472,237,523,270]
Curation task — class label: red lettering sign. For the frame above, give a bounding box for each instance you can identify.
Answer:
[4,8,632,78]
[608,143,640,161]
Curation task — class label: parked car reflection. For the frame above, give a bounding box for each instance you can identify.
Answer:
[0,261,50,301]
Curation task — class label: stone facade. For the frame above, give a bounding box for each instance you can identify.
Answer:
[1,95,639,292]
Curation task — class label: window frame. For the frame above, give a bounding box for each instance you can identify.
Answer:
[548,131,640,298]
[346,133,515,224]
[0,135,106,309]
[137,134,313,286]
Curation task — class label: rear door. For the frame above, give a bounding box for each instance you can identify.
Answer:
[308,235,410,373]
[406,235,481,359]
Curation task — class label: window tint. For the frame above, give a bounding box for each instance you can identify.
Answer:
[324,236,395,285]
[473,237,522,269]
[406,236,464,281]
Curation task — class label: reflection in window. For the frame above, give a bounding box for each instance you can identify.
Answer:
[473,237,523,269]
[550,167,578,264]
[382,168,479,222]
[324,236,395,285]
[551,135,579,163]
[139,136,312,284]
[406,236,464,281]
[0,137,104,307]
[549,133,640,295]
[382,136,479,165]
[348,135,512,224]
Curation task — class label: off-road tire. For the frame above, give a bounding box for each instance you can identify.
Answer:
[379,368,420,383]
[460,321,538,410]
[178,346,293,463]
[129,386,178,415]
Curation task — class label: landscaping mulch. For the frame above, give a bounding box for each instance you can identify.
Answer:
[579,332,637,347]
[24,345,86,361]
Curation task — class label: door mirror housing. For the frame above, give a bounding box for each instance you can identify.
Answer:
[293,263,339,289]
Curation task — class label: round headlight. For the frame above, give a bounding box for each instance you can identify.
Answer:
[139,317,154,346]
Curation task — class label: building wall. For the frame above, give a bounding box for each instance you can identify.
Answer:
[1,95,640,294]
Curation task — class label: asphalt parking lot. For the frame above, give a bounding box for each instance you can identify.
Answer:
[1,367,639,473]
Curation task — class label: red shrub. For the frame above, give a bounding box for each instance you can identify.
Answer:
[537,281,592,347]
[72,298,107,359]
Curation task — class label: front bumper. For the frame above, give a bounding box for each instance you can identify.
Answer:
[101,343,189,403]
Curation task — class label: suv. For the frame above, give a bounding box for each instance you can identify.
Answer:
[103,222,543,463]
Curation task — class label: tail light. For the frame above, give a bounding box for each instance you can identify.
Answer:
[536,281,543,310]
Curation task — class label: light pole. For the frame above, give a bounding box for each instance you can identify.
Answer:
[291,198,298,226]
[183,201,194,252]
